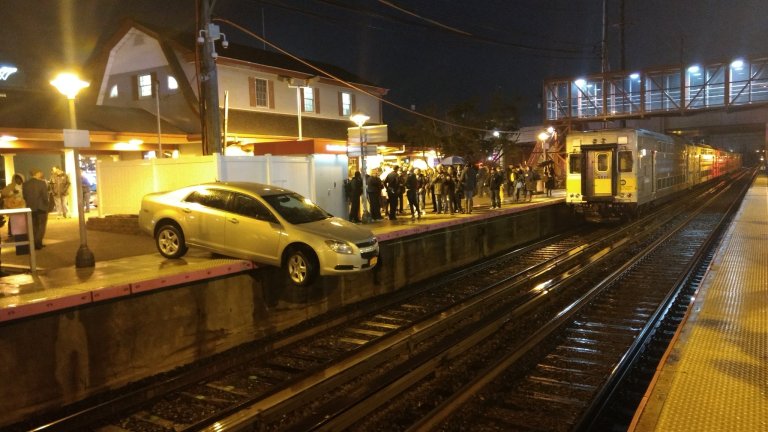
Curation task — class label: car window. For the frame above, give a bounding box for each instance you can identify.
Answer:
[230,193,278,223]
[262,193,331,224]
[184,188,230,211]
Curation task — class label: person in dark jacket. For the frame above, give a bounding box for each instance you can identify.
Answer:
[460,162,478,214]
[348,171,363,223]
[367,169,384,221]
[405,168,422,219]
[23,169,50,249]
[383,165,400,220]
[489,166,504,208]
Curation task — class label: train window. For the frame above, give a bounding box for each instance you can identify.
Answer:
[619,151,633,172]
[597,154,608,171]
[569,154,581,173]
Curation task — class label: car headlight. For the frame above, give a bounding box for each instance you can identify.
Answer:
[326,240,354,254]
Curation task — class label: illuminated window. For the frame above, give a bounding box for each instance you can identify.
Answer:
[302,87,315,112]
[167,76,178,91]
[340,92,353,116]
[138,74,153,98]
[109,84,119,98]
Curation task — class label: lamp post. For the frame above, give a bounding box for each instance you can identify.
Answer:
[350,113,371,223]
[286,78,314,141]
[51,72,95,268]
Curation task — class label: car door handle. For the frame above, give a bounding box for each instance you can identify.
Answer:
[182,208,192,213]
[228,217,239,224]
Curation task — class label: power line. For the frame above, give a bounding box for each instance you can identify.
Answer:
[215,17,516,134]
[241,0,597,60]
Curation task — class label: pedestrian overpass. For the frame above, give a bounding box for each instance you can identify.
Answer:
[533,55,768,176]
[543,56,768,122]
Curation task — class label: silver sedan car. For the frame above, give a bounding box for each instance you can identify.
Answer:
[138,182,379,286]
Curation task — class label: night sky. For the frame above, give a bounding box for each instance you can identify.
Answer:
[3,0,768,127]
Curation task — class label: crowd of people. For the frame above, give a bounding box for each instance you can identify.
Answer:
[345,160,557,223]
[0,166,92,252]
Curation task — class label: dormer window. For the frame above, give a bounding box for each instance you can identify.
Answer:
[138,73,153,98]
[109,84,119,98]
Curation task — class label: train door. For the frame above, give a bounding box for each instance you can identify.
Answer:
[582,145,617,198]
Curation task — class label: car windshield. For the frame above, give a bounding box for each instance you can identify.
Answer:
[262,192,332,224]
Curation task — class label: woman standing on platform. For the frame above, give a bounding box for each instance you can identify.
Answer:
[1,174,25,237]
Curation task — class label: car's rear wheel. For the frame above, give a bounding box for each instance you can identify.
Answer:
[156,223,188,259]
[285,247,317,286]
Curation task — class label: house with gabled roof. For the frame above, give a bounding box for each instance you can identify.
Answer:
[0,19,389,181]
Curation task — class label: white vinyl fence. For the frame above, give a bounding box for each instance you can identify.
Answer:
[95,153,348,217]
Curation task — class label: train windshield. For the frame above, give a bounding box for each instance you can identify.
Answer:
[597,154,609,171]
[569,154,581,173]
[619,151,633,172]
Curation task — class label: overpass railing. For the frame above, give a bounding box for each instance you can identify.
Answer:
[544,56,768,122]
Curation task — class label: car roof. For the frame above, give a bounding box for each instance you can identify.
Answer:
[202,181,294,197]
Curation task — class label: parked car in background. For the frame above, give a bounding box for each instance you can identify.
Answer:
[138,182,379,286]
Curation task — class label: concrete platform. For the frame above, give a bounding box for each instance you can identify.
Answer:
[630,173,768,432]
[0,191,564,323]
[0,190,570,427]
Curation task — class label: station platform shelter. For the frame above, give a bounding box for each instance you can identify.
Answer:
[631,172,768,431]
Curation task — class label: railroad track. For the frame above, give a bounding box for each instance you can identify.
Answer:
[17,172,751,432]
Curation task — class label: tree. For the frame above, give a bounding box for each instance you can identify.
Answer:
[398,94,521,166]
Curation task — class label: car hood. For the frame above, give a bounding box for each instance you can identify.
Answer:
[293,216,375,243]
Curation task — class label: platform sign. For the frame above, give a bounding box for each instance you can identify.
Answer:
[347,124,388,145]
[63,129,90,148]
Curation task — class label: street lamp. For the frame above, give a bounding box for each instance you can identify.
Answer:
[51,72,95,268]
[286,79,312,141]
[350,112,371,223]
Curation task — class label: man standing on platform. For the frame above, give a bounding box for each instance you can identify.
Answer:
[50,166,70,219]
[23,169,50,250]
[384,165,400,220]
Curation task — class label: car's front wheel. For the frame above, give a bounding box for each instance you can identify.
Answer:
[155,223,188,259]
[285,247,318,286]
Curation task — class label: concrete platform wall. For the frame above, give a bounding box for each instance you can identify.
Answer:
[0,204,576,427]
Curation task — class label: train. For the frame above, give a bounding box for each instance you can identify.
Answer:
[565,128,742,222]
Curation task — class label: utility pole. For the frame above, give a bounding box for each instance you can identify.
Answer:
[198,0,223,155]
[601,0,608,74]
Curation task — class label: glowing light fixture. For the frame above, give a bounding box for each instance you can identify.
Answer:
[574,78,586,88]
[731,59,744,69]
[629,72,640,80]
[50,72,90,99]
[687,65,700,74]
[0,135,18,142]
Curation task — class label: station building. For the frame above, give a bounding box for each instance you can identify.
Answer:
[0,20,391,214]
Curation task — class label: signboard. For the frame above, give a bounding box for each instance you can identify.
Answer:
[63,129,90,148]
[346,144,378,157]
[347,124,388,145]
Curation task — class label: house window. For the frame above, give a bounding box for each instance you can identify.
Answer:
[340,92,354,116]
[138,73,153,98]
[253,78,268,107]
[249,77,274,109]
[167,76,178,91]
[302,87,315,112]
[109,84,119,98]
